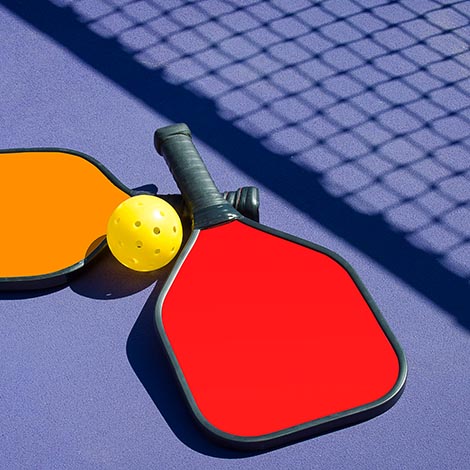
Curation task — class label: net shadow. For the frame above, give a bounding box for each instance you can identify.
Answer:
[2,0,468,330]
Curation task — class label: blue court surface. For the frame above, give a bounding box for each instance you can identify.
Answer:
[0,1,469,468]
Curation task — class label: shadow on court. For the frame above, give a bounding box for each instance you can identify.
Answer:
[2,0,468,329]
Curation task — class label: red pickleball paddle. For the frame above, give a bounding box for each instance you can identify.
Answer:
[154,123,407,450]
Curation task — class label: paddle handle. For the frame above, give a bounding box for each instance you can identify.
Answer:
[155,123,240,228]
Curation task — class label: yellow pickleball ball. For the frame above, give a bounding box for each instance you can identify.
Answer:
[106,195,183,272]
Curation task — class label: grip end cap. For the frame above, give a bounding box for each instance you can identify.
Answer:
[154,123,192,155]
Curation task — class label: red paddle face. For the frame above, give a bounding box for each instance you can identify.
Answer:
[156,219,405,447]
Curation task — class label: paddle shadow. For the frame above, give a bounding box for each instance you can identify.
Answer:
[125,277,261,458]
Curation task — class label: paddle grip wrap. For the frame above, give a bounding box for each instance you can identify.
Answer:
[155,124,240,228]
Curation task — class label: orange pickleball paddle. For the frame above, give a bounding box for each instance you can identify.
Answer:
[0,148,260,289]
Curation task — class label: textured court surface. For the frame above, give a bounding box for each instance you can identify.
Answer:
[0,1,469,468]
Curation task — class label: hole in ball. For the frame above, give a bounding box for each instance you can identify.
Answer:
[173,226,176,233]
[115,218,120,224]
[136,241,143,249]
[153,227,160,235]
[135,221,141,227]
[155,249,160,255]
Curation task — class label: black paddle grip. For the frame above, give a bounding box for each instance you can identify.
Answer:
[155,123,240,228]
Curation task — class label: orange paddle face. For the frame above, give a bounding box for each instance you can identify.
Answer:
[0,150,131,287]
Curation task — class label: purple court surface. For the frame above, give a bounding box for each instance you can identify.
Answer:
[0,1,469,468]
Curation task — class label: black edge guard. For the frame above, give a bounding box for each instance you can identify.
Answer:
[155,123,240,229]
